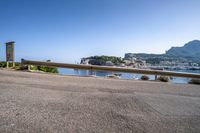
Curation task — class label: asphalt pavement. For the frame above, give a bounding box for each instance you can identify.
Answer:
[0,69,200,133]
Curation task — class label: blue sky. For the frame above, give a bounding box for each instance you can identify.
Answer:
[0,0,200,63]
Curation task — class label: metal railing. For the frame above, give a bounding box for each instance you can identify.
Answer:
[21,59,200,79]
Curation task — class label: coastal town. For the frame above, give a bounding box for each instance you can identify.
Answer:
[81,53,200,70]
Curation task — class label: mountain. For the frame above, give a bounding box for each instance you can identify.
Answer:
[124,40,200,65]
[166,40,200,60]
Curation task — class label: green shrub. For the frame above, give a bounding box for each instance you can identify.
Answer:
[113,73,122,77]
[0,62,7,68]
[141,75,149,80]
[18,65,58,73]
[188,78,200,85]
[17,65,27,70]
[30,65,38,70]
[33,65,58,73]
[0,62,58,73]
[0,62,21,68]
[157,76,169,82]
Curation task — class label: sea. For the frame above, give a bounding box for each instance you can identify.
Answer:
[58,68,200,84]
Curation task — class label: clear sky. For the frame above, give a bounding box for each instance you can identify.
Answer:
[0,0,200,63]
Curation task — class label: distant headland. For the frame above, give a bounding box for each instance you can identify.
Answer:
[81,40,200,69]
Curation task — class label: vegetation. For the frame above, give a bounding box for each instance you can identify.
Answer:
[0,62,7,68]
[157,76,169,82]
[0,62,58,73]
[0,62,21,68]
[30,65,58,73]
[140,75,149,80]
[188,78,200,85]
[113,73,122,77]
[87,55,124,65]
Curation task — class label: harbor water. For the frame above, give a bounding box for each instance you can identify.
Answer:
[58,68,200,84]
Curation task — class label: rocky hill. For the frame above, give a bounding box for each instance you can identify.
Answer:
[166,40,200,60]
[125,40,200,64]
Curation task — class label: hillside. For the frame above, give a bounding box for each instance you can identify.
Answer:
[166,40,200,60]
[124,40,200,64]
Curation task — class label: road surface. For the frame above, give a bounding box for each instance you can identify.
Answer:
[0,69,200,133]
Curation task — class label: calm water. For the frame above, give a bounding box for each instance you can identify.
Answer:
[58,68,200,84]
